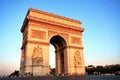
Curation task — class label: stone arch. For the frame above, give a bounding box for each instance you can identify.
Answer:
[50,35,67,48]
[50,35,67,74]
[48,31,68,45]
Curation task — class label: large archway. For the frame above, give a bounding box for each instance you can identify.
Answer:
[50,35,67,74]
[20,8,85,76]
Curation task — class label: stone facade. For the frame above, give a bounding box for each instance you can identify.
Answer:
[20,8,85,76]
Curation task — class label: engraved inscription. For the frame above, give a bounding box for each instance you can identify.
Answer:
[32,46,43,65]
[31,29,46,40]
[71,36,81,44]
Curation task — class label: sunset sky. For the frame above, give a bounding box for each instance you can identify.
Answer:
[0,0,120,75]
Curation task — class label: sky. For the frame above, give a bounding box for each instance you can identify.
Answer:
[0,0,120,75]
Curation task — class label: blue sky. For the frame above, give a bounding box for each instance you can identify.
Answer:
[0,0,120,75]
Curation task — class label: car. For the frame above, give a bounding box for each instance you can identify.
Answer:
[114,71,120,75]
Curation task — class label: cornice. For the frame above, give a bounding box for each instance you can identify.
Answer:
[29,8,81,24]
[68,45,84,49]
[28,40,49,46]
[21,8,84,33]
[27,15,84,32]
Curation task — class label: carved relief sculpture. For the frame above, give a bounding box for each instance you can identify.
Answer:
[31,29,46,40]
[32,46,43,65]
[74,51,81,66]
[71,36,81,44]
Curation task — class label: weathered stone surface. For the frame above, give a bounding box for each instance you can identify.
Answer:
[20,8,85,76]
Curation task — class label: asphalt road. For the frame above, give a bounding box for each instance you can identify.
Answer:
[0,75,120,80]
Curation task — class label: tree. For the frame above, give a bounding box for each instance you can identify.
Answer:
[96,66,104,73]
[111,64,120,72]
[85,65,96,74]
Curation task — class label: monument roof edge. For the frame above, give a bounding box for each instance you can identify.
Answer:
[20,9,30,32]
[29,8,82,24]
[21,8,83,33]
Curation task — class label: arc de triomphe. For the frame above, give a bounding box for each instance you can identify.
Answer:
[20,8,85,76]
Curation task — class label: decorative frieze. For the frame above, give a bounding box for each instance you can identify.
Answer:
[71,36,81,44]
[30,29,46,40]
[29,21,82,35]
